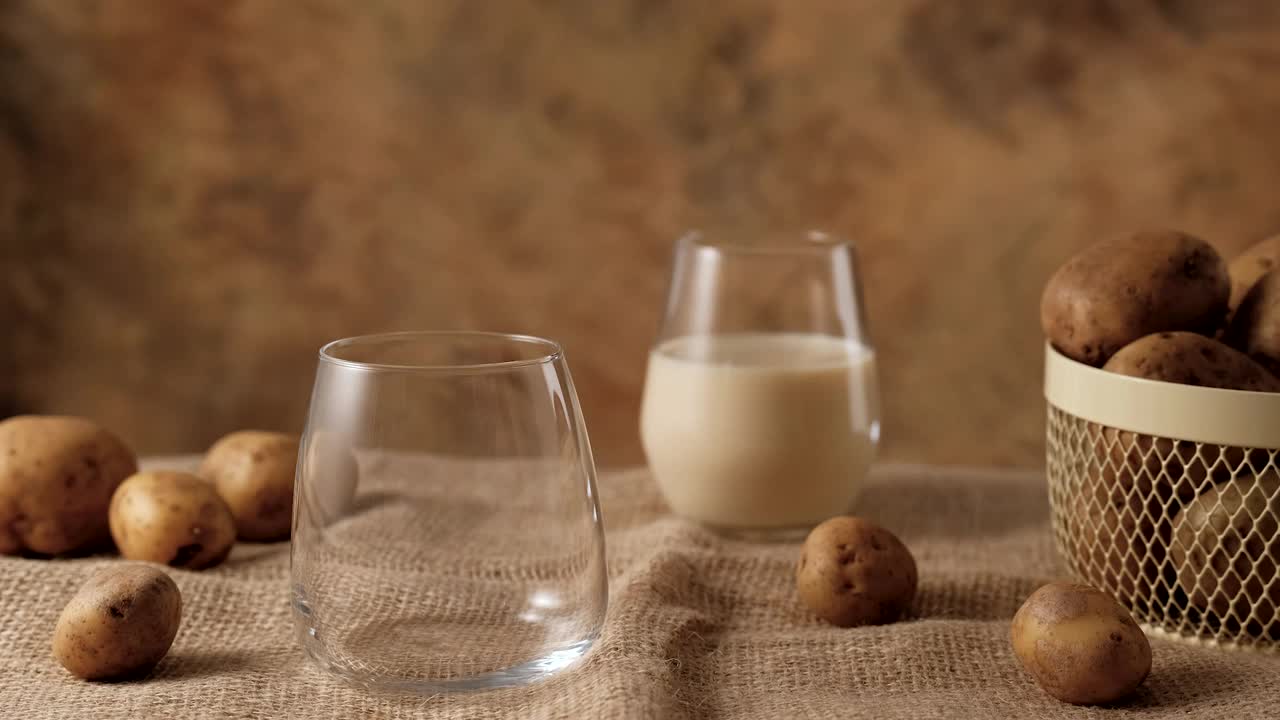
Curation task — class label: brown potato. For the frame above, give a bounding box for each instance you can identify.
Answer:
[1103,332,1280,391]
[795,516,917,627]
[1171,473,1280,628]
[297,430,359,529]
[1077,324,1273,602]
[1225,269,1280,376]
[200,431,300,541]
[1066,449,1166,604]
[108,471,237,569]
[1089,335,1274,589]
[1085,428,1256,601]
[1228,234,1280,312]
[1011,581,1151,705]
[1041,230,1229,366]
[0,415,137,556]
[52,564,182,680]
[1102,430,1260,495]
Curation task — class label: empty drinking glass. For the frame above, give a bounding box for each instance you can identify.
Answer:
[640,230,880,538]
[291,331,608,692]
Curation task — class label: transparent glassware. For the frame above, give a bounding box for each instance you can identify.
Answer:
[640,230,880,539]
[291,331,608,693]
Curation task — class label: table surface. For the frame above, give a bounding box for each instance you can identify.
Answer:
[2,459,1278,719]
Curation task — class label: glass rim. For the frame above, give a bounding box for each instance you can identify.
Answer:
[318,330,564,374]
[678,229,854,255]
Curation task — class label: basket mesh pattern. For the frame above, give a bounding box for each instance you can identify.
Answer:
[1047,405,1280,650]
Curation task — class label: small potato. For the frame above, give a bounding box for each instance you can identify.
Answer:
[201,431,300,541]
[1082,425,1240,598]
[109,471,236,569]
[1228,234,1280,312]
[1225,269,1280,376]
[1103,331,1280,391]
[52,564,182,680]
[297,430,359,528]
[1041,230,1229,366]
[1011,581,1151,705]
[796,516,917,627]
[1066,456,1165,603]
[1079,420,1263,605]
[1098,331,1280,617]
[1171,473,1280,627]
[0,415,137,556]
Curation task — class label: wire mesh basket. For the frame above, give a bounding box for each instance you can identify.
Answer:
[1045,343,1280,651]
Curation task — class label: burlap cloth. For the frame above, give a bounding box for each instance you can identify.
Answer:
[2,459,1278,719]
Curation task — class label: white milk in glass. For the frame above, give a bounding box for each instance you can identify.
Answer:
[640,332,878,530]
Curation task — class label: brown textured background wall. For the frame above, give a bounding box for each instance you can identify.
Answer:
[4,1,1280,468]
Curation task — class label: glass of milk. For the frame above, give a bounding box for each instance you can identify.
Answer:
[640,230,879,538]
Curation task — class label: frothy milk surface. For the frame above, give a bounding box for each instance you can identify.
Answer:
[640,333,878,529]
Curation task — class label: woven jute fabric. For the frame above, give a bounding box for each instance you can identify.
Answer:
[2,459,1279,719]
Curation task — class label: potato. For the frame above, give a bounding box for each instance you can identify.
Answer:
[1103,331,1280,391]
[1085,336,1275,599]
[1080,421,1254,604]
[52,564,182,680]
[109,471,237,569]
[1041,230,1229,366]
[1225,269,1280,376]
[297,430,359,529]
[0,415,137,556]
[1171,473,1280,627]
[1228,233,1280,312]
[796,516,917,627]
[1066,455,1165,603]
[200,431,300,541]
[1011,581,1151,705]
[1076,362,1273,604]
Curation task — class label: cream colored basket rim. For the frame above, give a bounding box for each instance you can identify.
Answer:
[1044,342,1280,449]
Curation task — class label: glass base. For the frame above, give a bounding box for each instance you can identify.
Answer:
[302,632,595,694]
[698,522,816,542]
[669,488,864,543]
[294,587,599,694]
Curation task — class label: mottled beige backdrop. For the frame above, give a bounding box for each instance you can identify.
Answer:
[4,1,1280,467]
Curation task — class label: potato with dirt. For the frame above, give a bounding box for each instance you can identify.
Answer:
[109,471,237,569]
[296,430,359,529]
[201,431,300,541]
[796,515,917,627]
[1171,472,1280,627]
[1225,269,1280,376]
[1094,332,1278,571]
[1066,457,1166,603]
[52,564,182,680]
[1041,230,1229,366]
[1103,331,1280,391]
[1229,234,1280,312]
[0,416,137,556]
[1011,581,1151,705]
